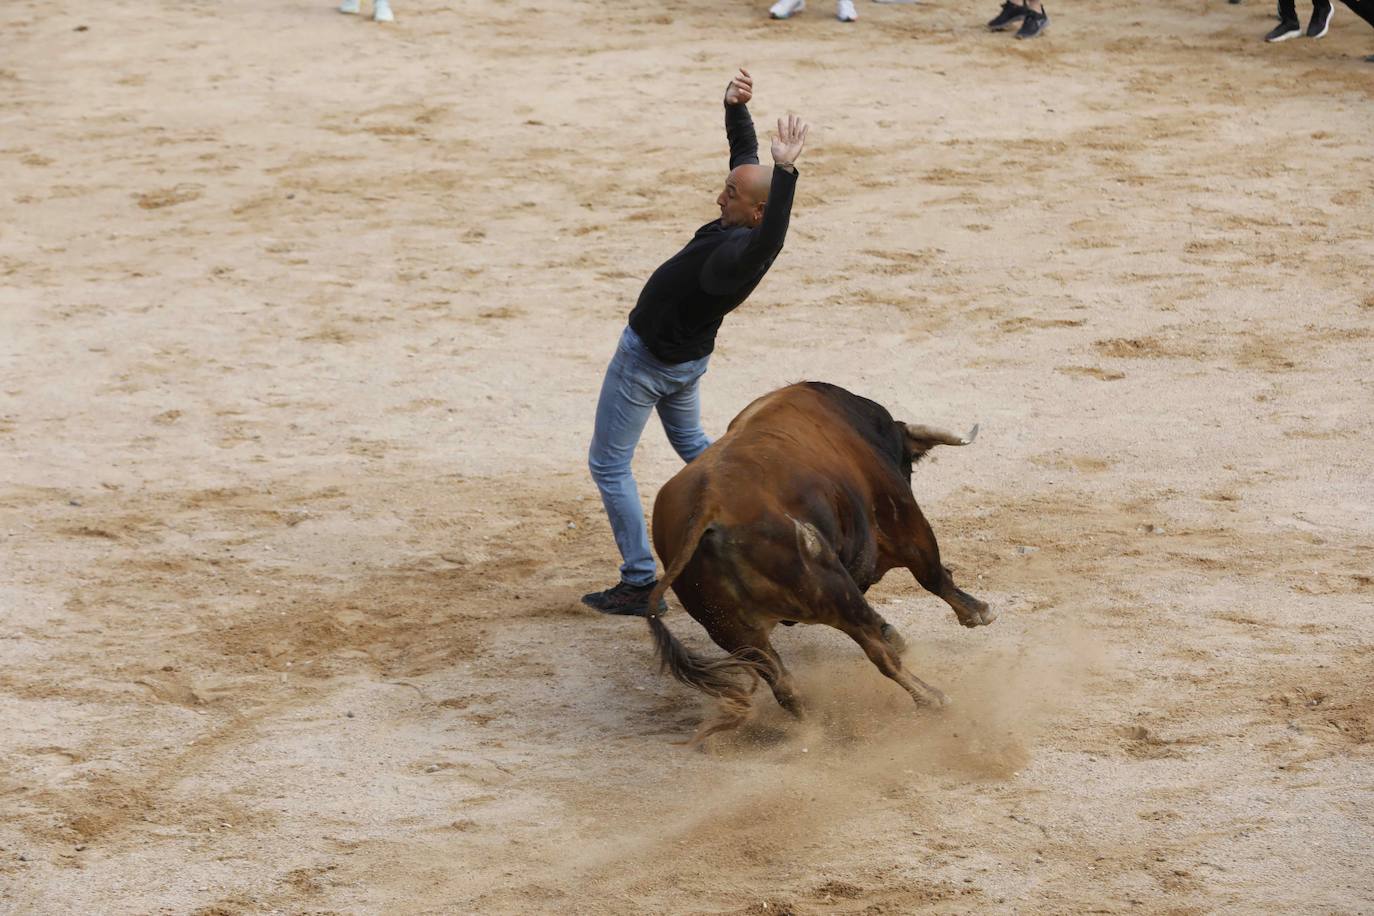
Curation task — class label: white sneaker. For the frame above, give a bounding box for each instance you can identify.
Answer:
[837,0,856,19]
[373,0,394,21]
[769,0,805,19]
[338,0,360,13]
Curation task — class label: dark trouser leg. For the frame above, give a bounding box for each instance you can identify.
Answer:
[1340,0,1374,27]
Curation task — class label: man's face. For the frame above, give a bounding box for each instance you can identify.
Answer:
[717,169,764,228]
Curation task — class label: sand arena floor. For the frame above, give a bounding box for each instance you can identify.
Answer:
[2,0,1372,912]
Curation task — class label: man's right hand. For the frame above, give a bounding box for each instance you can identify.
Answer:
[724,68,753,106]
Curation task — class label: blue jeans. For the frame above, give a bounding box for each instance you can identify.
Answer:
[588,327,712,587]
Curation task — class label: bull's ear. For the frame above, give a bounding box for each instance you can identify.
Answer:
[901,422,979,462]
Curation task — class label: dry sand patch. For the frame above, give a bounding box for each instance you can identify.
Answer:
[3,0,1373,912]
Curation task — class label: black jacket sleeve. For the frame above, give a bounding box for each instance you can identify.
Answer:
[699,165,798,295]
[726,102,760,169]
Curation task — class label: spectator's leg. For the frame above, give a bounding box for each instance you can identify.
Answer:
[1339,0,1374,26]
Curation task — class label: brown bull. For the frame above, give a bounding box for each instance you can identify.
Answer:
[642,381,996,743]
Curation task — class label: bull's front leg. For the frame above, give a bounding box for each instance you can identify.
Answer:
[926,564,996,628]
[894,504,997,628]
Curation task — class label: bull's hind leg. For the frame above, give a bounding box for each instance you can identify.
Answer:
[816,560,949,708]
[699,618,805,719]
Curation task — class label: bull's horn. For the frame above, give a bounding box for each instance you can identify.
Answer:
[905,423,979,447]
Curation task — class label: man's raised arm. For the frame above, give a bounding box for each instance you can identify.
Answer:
[701,114,809,295]
[724,68,760,169]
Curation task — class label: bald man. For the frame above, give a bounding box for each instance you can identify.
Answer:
[583,69,810,617]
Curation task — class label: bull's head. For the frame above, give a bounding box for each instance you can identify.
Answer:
[899,422,979,475]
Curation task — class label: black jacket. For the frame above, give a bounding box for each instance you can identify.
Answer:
[627,102,798,364]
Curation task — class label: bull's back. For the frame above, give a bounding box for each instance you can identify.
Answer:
[716,385,886,496]
[652,384,886,564]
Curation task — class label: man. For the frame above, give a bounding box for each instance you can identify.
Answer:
[583,69,810,617]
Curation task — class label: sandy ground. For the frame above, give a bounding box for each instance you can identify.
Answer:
[3,0,1373,912]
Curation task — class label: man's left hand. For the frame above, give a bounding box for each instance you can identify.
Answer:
[770,114,809,170]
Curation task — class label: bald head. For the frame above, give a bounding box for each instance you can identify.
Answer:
[735,164,773,202]
[717,164,773,228]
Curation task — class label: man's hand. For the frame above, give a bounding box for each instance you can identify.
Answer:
[770,114,809,170]
[724,68,753,106]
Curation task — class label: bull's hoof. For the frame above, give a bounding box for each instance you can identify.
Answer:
[953,592,998,628]
[957,607,998,628]
[921,686,950,708]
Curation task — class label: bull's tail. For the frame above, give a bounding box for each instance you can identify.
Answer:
[643,511,771,744]
[646,614,769,745]
[645,507,714,619]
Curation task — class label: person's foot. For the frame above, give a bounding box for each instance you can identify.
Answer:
[837,0,857,21]
[338,0,361,13]
[1015,5,1048,37]
[1306,3,1333,37]
[987,1,1027,30]
[373,0,394,21]
[1265,19,1301,40]
[1364,52,1374,61]
[769,0,805,19]
[581,580,667,617]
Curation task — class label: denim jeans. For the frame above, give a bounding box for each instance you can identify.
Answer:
[588,327,712,587]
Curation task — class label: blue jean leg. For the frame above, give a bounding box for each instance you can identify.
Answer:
[657,371,712,463]
[588,344,660,586]
[588,328,713,587]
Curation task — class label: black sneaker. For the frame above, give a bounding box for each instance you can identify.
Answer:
[1265,19,1301,40]
[581,580,667,617]
[987,1,1027,30]
[1015,6,1048,38]
[1306,3,1333,37]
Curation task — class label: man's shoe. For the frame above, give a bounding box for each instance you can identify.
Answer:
[581,580,667,617]
[1307,3,1333,37]
[339,0,361,13]
[769,0,805,19]
[987,1,1027,30]
[1265,19,1301,40]
[837,0,857,21]
[373,0,394,21]
[1365,52,1374,62]
[1015,6,1048,37]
